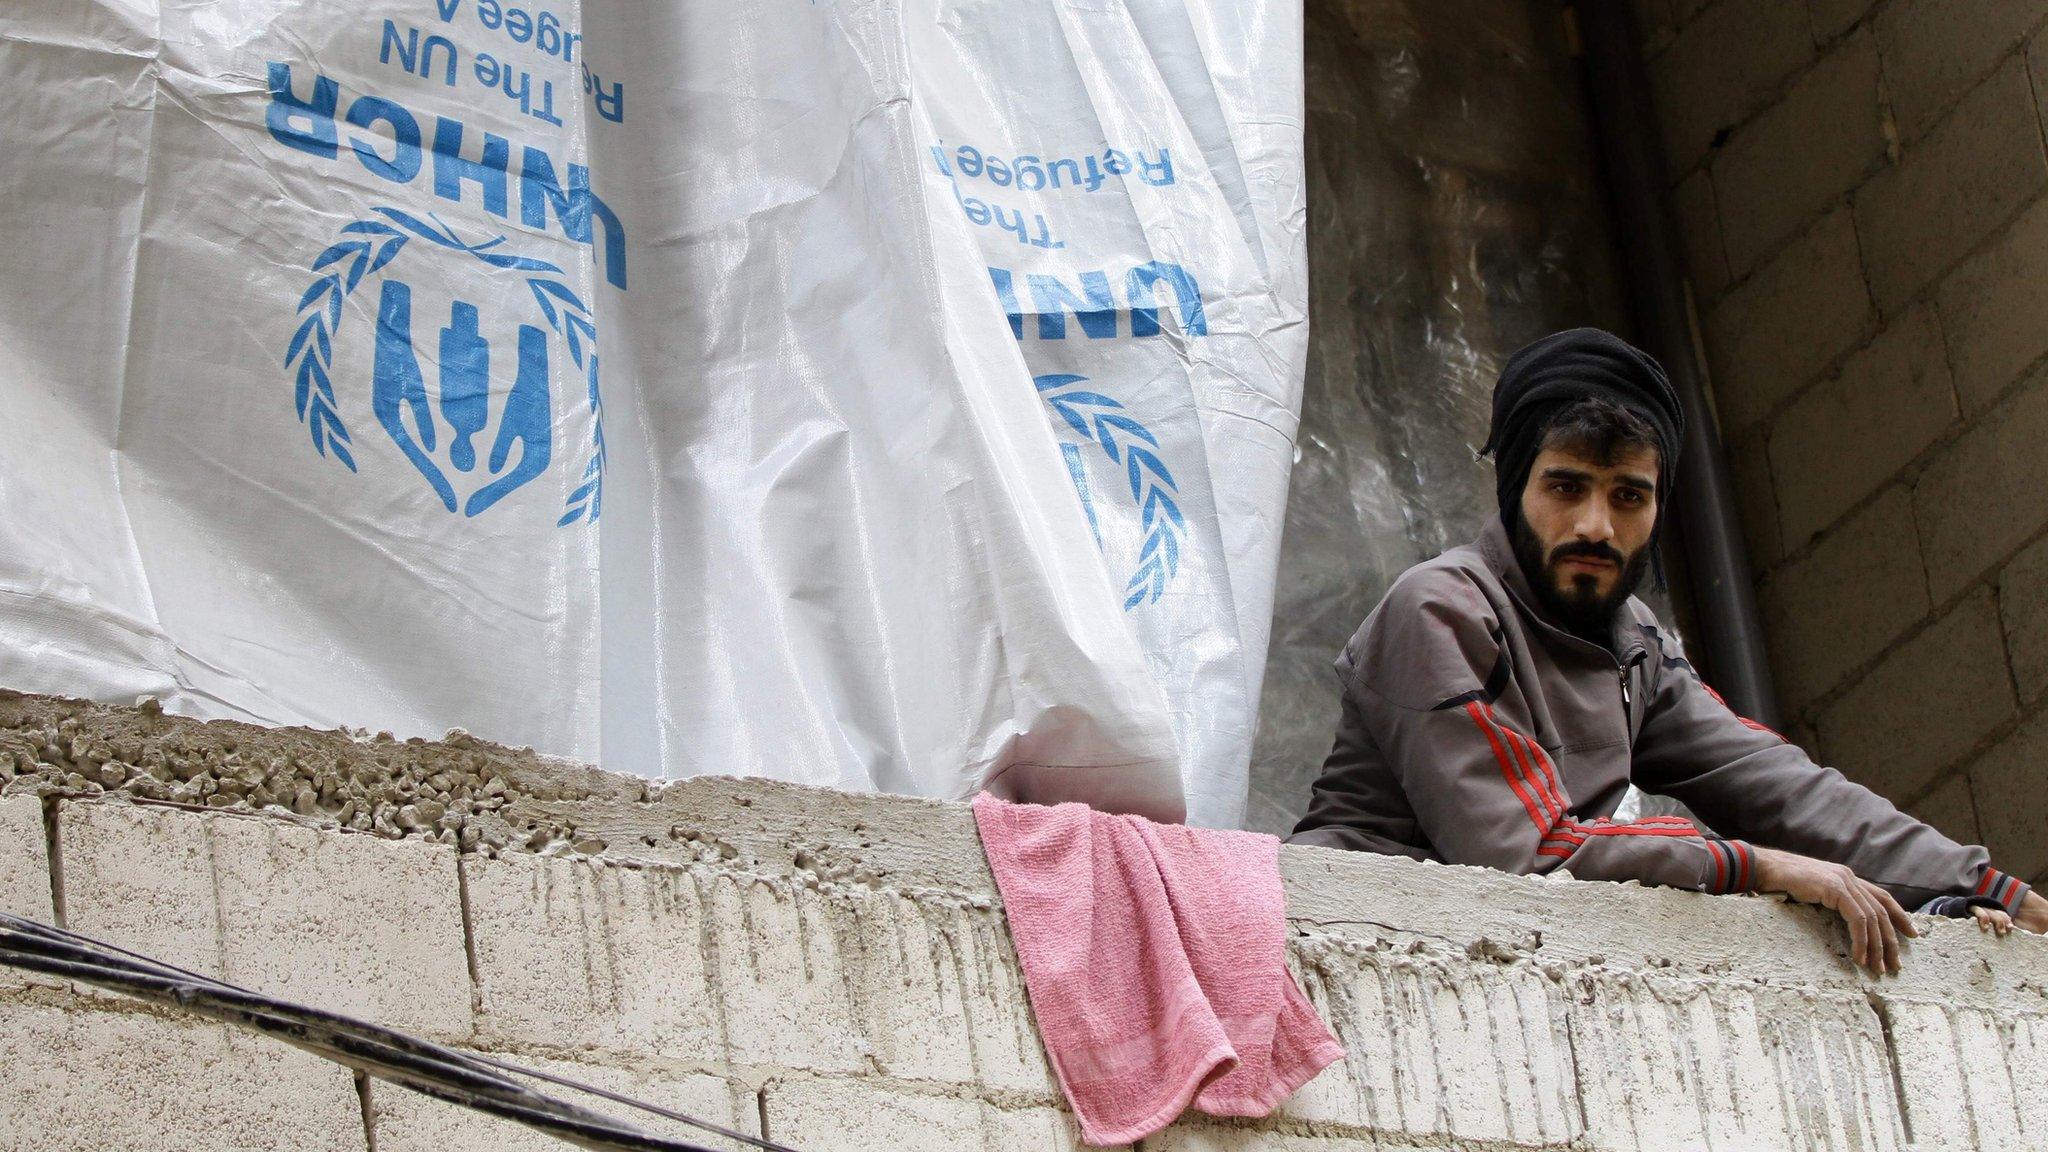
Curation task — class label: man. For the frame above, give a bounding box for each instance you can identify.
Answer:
[1290,328,2045,974]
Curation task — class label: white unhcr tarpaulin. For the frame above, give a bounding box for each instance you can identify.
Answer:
[0,0,1304,827]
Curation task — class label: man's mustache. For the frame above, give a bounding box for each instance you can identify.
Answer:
[1547,541,1626,567]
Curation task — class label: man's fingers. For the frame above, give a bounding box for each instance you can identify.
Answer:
[1874,886,1917,939]
[1845,887,1891,975]
[1840,892,1874,973]
[1860,904,1890,974]
[1866,884,1908,973]
[1874,901,1901,974]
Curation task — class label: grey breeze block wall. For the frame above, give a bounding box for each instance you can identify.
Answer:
[2,691,2047,1150]
[1633,0,2048,884]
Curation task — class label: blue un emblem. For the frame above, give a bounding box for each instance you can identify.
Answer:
[1034,373,1185,608]
[284,207,605,525]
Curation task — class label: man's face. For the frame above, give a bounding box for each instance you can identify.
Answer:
[1514,442,1659,633]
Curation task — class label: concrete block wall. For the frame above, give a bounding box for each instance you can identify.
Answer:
[3,695,2048,1149]
[1633,0,2048,882]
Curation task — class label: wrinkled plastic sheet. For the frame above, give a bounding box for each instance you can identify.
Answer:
[0,0,1304,827]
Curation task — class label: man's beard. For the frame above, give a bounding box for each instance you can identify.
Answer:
[1511,519,1651,643]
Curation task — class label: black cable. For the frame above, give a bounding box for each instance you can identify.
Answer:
[0,912,799,1152]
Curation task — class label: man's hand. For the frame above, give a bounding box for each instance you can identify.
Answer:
[1752,846,1918,975]
[2016,890,2048,934]
[1970,905,2015,936]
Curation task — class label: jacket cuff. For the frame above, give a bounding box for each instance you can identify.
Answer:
[1705,838,1755,895]
[1974,867,2031,914]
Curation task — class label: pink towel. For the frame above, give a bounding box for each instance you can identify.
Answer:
[971,793,1345,1146]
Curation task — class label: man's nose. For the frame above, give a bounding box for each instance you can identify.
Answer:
[1572,502,1615,543]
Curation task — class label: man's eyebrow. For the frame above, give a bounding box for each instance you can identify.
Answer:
[1539,466,1592,482]
[1616,473,1657,492]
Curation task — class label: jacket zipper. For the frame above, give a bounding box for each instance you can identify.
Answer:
[1619,666,1632,713]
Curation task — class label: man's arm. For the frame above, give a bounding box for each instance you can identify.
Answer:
[1366,680,1755,893]
[1338,572,1754,894]
[1628,626,2042,930]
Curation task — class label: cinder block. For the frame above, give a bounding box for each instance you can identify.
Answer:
[463,853,728,1065]
[464,851,1054,1090]
[1876,0,2044,141]
[1817,588,2018,803]
[946,901,1063,1094]
[59,801,472,1039]
[2002,1010,2048,1134]
[1906,770,1981,848]
[1880,1001,2047,1150]
[702,877,872,1077]
[0,793,51,921]
[0,997,364,1152]
[1936,190,2048,412]
[1767,306,1959,547]
[1759,486,1931,711]
[1713,28,1886,278]
[370,1052,759,1152]
[845,886,1057,1092]
[1278,945,1578,1146]
[2031,25,2048,151]
[1567,972,1905,1150]
[1998,532,2048,700]
[761,1076,1102,1152]
[1703,207,1874,435]
[0,794,53,992]
[1966,710,2048,881]
[1671,168,1731,299]
[54,799,229,978]
[1809,0,1880,43]
[1146,1126,1387,1151]
[1854,56,2048,313]
[1726,433,1784,569]
[1913,371,2048,599]
[1648,0,1817,178]
[1629,0,1680,59]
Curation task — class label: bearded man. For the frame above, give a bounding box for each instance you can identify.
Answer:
[1289,327,2046,973]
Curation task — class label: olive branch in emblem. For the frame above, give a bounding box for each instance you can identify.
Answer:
[1035,373,1186,609]
[285,207,605,525]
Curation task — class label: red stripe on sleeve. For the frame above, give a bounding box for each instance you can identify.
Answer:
[1520,738,1575,817]
[1993,875,2016,909]
[1566,823,1699,838]
[1498,726,1564,824]
[1465,701,1549,835]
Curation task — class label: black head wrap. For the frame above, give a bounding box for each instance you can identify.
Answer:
[1481,327,1685,537]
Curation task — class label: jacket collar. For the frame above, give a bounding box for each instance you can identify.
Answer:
[1477,516,1649,667]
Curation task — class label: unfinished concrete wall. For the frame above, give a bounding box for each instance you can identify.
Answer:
[1632,0,2048,887]
[3,690,2046,1150]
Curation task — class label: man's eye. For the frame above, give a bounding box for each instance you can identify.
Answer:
[1552,482,1580,496]
[1616,490,1643,505]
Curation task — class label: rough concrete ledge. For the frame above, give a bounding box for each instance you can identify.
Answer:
[3,690,2047,1150]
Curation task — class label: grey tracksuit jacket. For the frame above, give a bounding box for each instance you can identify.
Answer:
[1288,519,2031,913]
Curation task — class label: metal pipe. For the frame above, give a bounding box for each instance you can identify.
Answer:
[1571,0,1784,728]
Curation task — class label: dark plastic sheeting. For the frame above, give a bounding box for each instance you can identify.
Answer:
[1247,0,1644,835]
